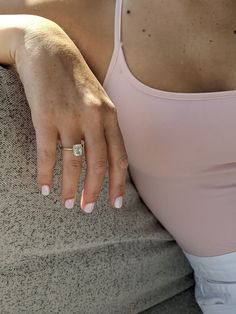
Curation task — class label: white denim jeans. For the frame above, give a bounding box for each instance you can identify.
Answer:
[182,250,236,314]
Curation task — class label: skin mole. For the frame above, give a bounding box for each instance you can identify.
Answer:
[234,30,236,34]
[126,10,131,14]
[141,28,151,38]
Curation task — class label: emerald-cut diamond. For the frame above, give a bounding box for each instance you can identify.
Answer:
[73,144,83,156]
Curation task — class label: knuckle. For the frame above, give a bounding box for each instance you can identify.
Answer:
[87,105,103,124]
[118,154,129,170]
[83,89,102,108]
[103,98,116,111]
[87,101,103,115]
[115,183,125,193]
[94,159,107,175]
[97,98,116,114]
[70,157,82,170]
[110,104,117,114]
[62,191,76,203]
[38,149,55,164]
[107,104,117,117]
[62,187,76,198]
[104,107,119,128]
[37,172,51,184]
[89,104,101,114]
[85,190,100,201]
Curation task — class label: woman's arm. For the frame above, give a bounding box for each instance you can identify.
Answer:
[0,14,128,211]
[0,0,114,83]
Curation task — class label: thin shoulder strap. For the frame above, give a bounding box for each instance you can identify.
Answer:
[114,0,123,47]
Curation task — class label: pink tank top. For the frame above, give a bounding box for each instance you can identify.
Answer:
[103,0,236,257]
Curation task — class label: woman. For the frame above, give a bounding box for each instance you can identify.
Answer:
[1,0,236,312]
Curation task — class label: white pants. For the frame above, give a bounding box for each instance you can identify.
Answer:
[182,250,236,314]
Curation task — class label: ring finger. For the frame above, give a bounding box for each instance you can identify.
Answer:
[60,132,84,209]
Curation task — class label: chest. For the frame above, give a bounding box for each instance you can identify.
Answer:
[120,0,236,93]
[86,0,235,93]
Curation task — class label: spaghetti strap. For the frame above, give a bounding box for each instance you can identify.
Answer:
[114,0,123,48]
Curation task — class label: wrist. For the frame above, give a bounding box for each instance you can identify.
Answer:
[0,14,64,65]
[0,16,25,65]
[14,15,77,71]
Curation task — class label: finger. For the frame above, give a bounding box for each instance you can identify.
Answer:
[104,110,128,208]
[81,125,107,214]
[60,132,83,209]
[35,126,58,196]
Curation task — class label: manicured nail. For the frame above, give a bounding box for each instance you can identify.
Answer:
[114,196,123,208]
[41,185,50,196]
[65,198,75,209]
[83,202,95,213]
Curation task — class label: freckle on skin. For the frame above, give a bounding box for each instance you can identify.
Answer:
[142,29,146,33]
[209,39,213,43]
[148,34,151,37]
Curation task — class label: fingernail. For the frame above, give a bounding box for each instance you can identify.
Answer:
[83,202,95,213]
[65,198,75,209]
[114,196,123,208]
[41,185,50,196]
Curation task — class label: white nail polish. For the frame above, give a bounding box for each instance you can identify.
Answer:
[114,196,123,208]
[83,202,95,213]
[41,185,50,196]
[65,198,75,209]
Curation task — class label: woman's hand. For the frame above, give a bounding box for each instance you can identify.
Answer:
[13,15,128,212]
